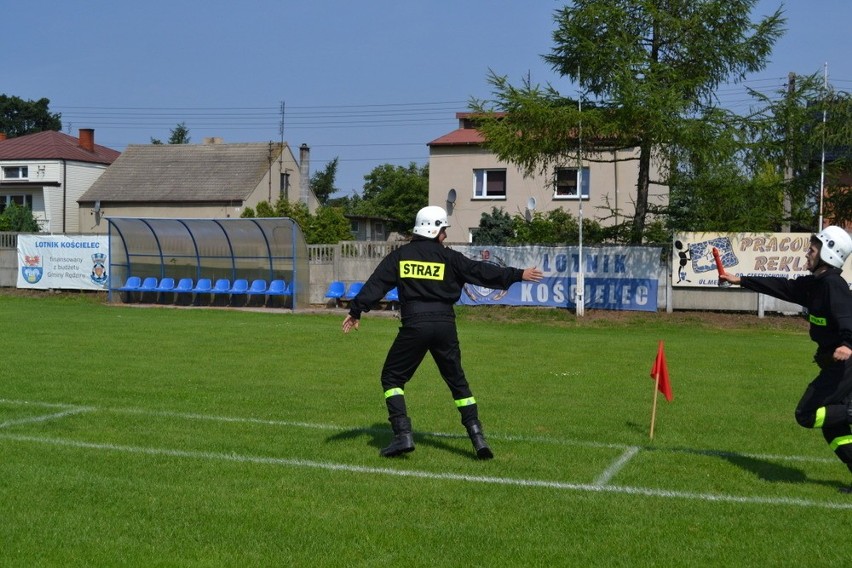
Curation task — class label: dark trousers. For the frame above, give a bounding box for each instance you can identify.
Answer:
[795,359,852,469]
[380,319,477,425]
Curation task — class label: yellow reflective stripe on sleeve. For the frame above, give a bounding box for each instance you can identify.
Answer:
[384,388,404,399]
[814,407,827,428]
[830,435,852,451]
[399,260,445,280]
[455,397,476,407]
[809,314,827,326]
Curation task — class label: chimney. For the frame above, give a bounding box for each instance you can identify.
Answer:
[299,143,310,206]
[0,132,7,141]
[79,128,95,152]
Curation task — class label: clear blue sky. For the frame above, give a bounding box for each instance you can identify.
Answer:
[5,1,851,197]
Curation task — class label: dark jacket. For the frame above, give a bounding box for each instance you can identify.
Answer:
[349,237,523,321]
[740,268,852,355]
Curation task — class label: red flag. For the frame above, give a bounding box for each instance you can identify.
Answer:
[650,340,673,402]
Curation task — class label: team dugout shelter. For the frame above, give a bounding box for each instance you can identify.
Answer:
[107,217,309,310]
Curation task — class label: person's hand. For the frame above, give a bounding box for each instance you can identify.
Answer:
[522,267,544,282]
[719,272,741,286]
[342,315,360,334]
[834,345,852,362]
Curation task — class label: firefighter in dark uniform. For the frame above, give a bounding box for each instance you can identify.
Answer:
[719,226,852,492]
[342,206,543,459]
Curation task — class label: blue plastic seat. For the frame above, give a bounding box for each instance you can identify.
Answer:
[173,278,194,305]
[343,281,364,301]
[174,278,194,293]
[324,281,345,300]
[116,276,142,291]
[211,279,231,294]
[229,279,249,294]
[324,280,345,307]
[266,279,288,296]
[139,277,158,291]
[383,287,399,310]
[247,279,268,295]
[154,277,175,293]
[190,278,212,294]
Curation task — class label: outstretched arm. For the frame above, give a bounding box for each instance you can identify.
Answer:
[719,273,741,285]
[522,267,544,282]
[342,314,360,334]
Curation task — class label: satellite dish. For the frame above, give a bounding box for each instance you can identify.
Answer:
[446,188,457,204]
[526,197,537,211]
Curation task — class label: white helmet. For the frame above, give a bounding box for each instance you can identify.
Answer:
[815,225,852,268]
[413,206,450,238]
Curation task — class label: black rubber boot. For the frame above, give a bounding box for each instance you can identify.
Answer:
[380,416,414,457]
[466,420,493,460]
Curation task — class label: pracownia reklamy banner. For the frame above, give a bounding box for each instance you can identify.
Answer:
[17,235,110,291]
[672,231,852,288]
[453,245,661,311]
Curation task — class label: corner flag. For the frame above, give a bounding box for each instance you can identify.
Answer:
[650,340,673,402]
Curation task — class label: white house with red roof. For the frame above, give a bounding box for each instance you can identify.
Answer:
[0,129,119,233]
[427,113,668,243]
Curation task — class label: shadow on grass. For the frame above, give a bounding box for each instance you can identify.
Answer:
[325,422,477,460]
[649,445,842,489]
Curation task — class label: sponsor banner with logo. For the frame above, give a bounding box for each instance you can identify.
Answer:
[17,235,110,290]
[672,232,818,288]
[453,245,661,311]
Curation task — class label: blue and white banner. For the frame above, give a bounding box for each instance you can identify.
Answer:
[452,245,662,311]
[17,235,110,290]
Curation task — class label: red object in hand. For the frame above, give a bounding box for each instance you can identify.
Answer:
[712,247,726,275]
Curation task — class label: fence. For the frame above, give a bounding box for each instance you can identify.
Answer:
[0,233,812,316]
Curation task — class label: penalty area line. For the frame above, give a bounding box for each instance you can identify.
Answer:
[1,432,851,511]
[0,407,95,429]
[594,446,641,486]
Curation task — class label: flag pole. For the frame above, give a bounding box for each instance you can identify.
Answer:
[649,371,660,440]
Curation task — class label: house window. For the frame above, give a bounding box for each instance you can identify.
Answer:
[373,221,385,240]
[3,166,28,180]
[554,167,590,199]
[473,169,506,199]
[0,194,33,213]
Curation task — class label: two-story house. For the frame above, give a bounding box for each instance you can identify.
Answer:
[78,139,317,233]
[0,129,120,233]
[428,113,668,243]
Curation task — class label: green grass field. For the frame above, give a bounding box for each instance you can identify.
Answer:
[1,293,849,566]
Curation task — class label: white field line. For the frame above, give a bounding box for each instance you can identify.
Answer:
[595,446,642,486]
[1,398,850,510]
[1,432,851,511]
[0,398,837,465]
[0,407,94,429]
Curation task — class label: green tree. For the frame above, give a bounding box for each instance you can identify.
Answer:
[352,162,428,231]
[743,74,852,230]
[311,157,339,205]
[667,73,852,232]
[308,205,352,244]
[244,197,351,244]
[151,122,191,144]
[472,0,784,243]
[0,95,61,137]
[472,207,514,245]
[0,203,40,232]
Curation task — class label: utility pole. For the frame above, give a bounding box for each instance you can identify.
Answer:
[575,66,585,317]
[782,72,795,232]
[818,64,828,230]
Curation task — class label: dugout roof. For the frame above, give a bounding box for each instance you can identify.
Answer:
[107,217,309,309]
